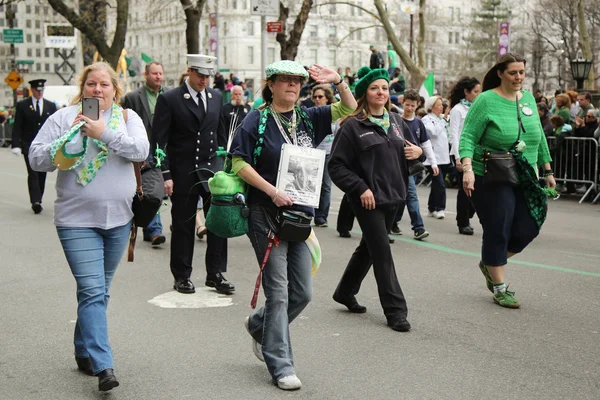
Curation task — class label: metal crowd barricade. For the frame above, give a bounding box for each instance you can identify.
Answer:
[0,124,9,147]
[546,136,599,204]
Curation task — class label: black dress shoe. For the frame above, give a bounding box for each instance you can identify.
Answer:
[173,279,195,294]
[458,226,474,235]
[338,230,351,238]
[333,291,367,313]
[388,316,411,332]
[32,202,43,214]
[205,272,235,294]
[75,356,94,376]
[97,368,119,392]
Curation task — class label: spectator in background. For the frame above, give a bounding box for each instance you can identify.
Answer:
[213,72,225,91]
[553,94,572,126]
[387,44,399,76]
[369,45,385,69]
[537,102,553,137]
[390,68,406,94]
[565,90,578,120]
[241,81,252,102]
[574,91,595,126]
[574,109,599,138]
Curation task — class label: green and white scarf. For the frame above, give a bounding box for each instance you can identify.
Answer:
[367,109,390,134]
[50,103,122,186]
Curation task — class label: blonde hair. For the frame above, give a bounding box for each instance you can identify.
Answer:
[72,62,123,105]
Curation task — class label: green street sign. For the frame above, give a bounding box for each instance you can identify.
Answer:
[3,29,24,44]
[16,60,34,65]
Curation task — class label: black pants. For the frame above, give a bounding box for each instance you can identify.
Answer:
[456,172,476,228]
[336,193,355,233]
[427,165,447,212]
[334,202,408,322]
[23,151,46,205]
[170,186,228,281]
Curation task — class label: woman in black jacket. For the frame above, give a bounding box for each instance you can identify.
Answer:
[328,66,422,332]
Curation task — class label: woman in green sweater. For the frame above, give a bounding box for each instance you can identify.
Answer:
[459,53,556,309]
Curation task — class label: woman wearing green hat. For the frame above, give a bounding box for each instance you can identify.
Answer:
[229,60,356,390]
[328,66,423,332]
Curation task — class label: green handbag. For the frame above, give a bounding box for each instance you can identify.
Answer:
[205,157,249,238]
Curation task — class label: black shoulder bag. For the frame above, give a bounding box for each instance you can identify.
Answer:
[481,95,525,187]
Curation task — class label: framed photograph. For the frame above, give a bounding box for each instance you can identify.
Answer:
[276,144,327,208]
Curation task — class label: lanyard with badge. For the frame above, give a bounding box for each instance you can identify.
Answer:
[271,106,298,146]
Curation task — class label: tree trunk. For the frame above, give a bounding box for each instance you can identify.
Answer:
[47,0,129,70]
[577,0,594,89]
[373,0,426,86]
[180,0,207,54]
[79,0,106,67]
[417,0,426,69]
[276,0,313,61]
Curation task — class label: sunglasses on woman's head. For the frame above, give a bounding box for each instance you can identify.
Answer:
[312,95,325,99]
[278,75,304,84]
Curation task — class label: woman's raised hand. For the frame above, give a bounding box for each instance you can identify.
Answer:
[308,64,340,85]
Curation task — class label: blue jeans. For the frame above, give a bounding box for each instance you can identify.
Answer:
[395,175,424,231]
[246,205,312,380]
[143,213,163,240]
[56,221,132,375]
[315,154,331,223]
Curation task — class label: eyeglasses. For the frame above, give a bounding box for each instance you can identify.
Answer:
[586,114,596,118]
[312,95,325,100]
[278,75,304,84]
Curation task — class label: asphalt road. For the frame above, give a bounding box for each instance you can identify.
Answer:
[1,148,599,400]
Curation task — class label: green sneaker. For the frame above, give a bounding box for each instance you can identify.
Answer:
[493,288,521,309]
[478,261,493,293]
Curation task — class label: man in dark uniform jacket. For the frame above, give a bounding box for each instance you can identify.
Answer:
[219,85,251,146]
[11,79,57,214]
[152,54,234,295]
[121,62,167,247]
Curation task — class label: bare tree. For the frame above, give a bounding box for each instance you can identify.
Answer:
[577,0,594,89]
[47,0,128,69]
[179,0,208,54]
[276,0,314,60]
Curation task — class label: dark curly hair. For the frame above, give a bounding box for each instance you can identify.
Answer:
[449,76,481,108]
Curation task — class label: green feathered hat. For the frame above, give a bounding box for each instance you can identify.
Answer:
[354,66,389,98]
[265,60,309,80]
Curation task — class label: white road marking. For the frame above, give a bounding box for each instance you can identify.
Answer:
[148,288,234,309]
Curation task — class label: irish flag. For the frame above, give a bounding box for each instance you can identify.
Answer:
[419,72,435,102]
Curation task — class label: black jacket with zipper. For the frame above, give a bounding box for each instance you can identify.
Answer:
[329,112,409,207]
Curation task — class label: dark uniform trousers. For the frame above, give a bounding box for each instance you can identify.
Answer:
[335,201,408,322]
[23,149,46,205]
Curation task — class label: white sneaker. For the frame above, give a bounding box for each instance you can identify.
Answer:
[436,210,445,219]
[428,211,437,218]
[244,316,264,362]
[277,375,302,390]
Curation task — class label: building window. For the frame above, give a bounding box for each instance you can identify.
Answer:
[267,47,275,64]
[329,26,336,40]
[310,49,317,64]
[36,49,41,57]
[35,20,40,29]
[35,6,40,14]
[44,6,49,15]
[45,48,49,57]
[0,18,4,26]
[454,32,459,44]
[136,35,140,46]
[232,0,237,9]
[26,20,31,28]
[36,62,40,72]
[357,30,362,41]
[26,33,32,42]
[36,34,41,43]
[310,25,317,38]
[357,2,363,15]
[14,47,19,56]
[26,5,31,13]
[159,35,163,46]
[448,32,453,44]
[223,46,227,64]
[329,4,336,14]
[54,49,59,57]
[27,48,32,57]
[45,63,50,72]
[247,21,254,36]
[224,21,228,36]
[248,46,254,64]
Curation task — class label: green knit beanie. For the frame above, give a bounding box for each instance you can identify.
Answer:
[354,66,390,98]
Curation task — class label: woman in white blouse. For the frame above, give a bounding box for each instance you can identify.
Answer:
[29,62,149,392]
[422,95,450,219]
[448,77,481,235]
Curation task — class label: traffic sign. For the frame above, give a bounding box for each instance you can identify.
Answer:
[5,70,23,90]
[266,21,283,33]
[251,0,279,16]
[3,29,24,44]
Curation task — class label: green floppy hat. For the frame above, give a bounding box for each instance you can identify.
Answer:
[265,60,309,80]
[354,66,389,98]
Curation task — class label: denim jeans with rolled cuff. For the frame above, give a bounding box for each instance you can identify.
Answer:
[245,205,313,381]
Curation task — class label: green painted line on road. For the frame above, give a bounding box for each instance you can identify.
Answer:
[342,229,600,279]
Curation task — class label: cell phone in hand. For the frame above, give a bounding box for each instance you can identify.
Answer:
[82,97,100,121]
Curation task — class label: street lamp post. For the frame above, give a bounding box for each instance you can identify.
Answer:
[570,57,593,91]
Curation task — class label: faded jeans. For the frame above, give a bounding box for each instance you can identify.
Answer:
[245,205,312,380]
[56,221,132,375]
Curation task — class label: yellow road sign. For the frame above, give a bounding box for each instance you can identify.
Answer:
[5,70,23,90]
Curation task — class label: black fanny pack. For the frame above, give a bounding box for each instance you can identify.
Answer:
[261,206,312,242]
